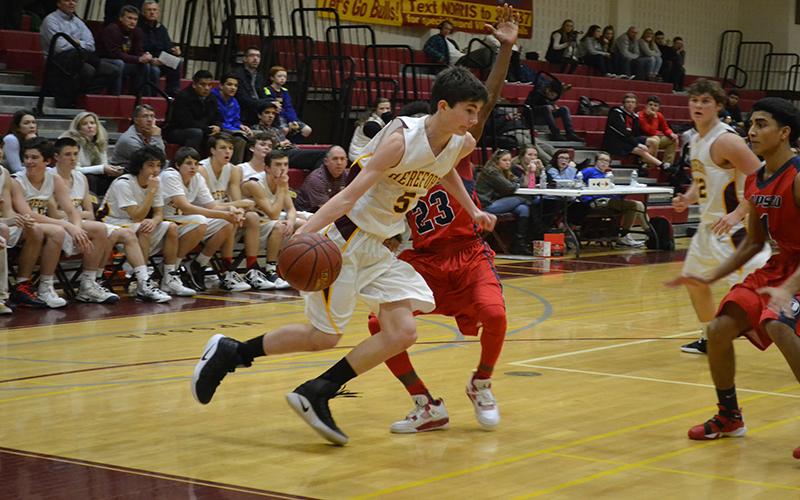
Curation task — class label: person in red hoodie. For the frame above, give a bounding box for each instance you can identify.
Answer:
[639,95,679,165]
[97,4,159,96]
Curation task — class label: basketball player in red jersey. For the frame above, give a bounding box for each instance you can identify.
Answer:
[367,4,519,432]
[668,97,800,459]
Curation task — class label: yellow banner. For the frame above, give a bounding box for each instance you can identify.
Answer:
[317,0,403,27]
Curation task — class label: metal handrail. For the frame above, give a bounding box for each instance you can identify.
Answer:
[36,32,83,115]
[723,64,747,89]
[400,63,447,103]
[760,52,800,91]
[133,81,174,126]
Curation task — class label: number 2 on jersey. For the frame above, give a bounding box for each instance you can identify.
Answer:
[412,190,455,234]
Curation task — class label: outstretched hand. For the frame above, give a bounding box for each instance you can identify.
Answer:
[485,3,519,46]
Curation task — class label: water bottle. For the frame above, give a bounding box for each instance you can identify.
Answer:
[629,169,638,186]
[539,172,548,189]
[575,171,583,189]
[605,170,615,187]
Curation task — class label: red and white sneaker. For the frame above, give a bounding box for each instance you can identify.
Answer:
[390,395,449,434]
[466,377,500,430]
[687,405,747,440]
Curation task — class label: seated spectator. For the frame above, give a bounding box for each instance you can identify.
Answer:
[546,148,577,182]
[40,0,121,108]
[103,145,198,296]
[295,146,349,213]
[112,104,166,171]
[580,151,651,247]
[139,0,181,97]
[60,111,124,196]
[483,32,530,83]
[0,219,9,314]
[160,147,251,293]
[612,26,641,79]
[511,144,545,188]
[725,90,746,129]
[164,70,222,152]
[14,138,110,307]
[602,93,667,169]
[476,149,535,254]
[423,20,463,66]
[542,148,588,225]
[579,25,612,77]
[3,111,37,174]
[546,19,579,74]
[348,98,393,162]
[198,133,253,211]
[212,74,252,164]
[638,95,678,167]
[0,162,28,312]
[263,66,312,142]
[656,33,686,91]
[251,102,326,170]
[232,46,272,126]
[600,25,615,53]
[526,80,581,142]
[97,5,159,96]
[50,137,170,302]
[637,28,662,81]
[104,0,143,24]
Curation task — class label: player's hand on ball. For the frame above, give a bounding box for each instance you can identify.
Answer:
[664,274,709,288]
[757,286,796,316]
[474,211,497,231]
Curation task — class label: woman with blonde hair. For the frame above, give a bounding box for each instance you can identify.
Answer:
[638,28,662,81]
[61,111,123,195]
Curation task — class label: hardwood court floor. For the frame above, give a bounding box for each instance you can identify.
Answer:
[2,244,799,499]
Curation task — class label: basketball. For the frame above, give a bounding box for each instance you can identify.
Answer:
[277,233,342,292]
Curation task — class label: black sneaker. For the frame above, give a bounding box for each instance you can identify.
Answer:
[11,281,47,308]
[681,338,707,354]
[191,334,248,404]
[286,379,350,445]
[188,261,207,291]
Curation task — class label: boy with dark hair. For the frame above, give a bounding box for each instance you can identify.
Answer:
[668,97,800,459]
[603,93,669,170]
[103,145,198,297]
[211,73,251,164]
[191,62,495,445]
[51,137,168,303]
[639,94,679,165]
[164,69,222,151]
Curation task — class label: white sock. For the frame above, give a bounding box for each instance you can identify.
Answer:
[80,270,96,283]
[175,258,182,271]
[700,324,708,340]
[195,254,211,267]
[134,265,149,285]
[40,275,54,285]
[164,264,176,275]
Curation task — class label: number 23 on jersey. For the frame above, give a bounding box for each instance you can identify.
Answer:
[411,189,455,234]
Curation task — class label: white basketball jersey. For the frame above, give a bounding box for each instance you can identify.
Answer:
[690,121,743,224]
[13,169,55,214]
[68,170,88,209]
[160,169,214,216]
[199,158,233,201]
[349,116,465,240]
[238,162,265,184]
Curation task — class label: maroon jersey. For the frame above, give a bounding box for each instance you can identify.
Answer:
[406,156,483,251]
[747,156,800,255]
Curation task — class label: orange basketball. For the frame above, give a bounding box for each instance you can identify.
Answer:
[277,233,342,292]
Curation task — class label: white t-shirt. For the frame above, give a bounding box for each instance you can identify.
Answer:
[103,173,164,223]
[160,169,215,216]
[12,169,55,215]
[238,161,266,184]
[199,158,234,201]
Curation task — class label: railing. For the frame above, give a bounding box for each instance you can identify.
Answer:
[722,64,748,89]
[461,38,495,79]
[36,32,83,115]
[400,63,447,104]
[134,81,174,126]
[716,30,742,79]
[761,53,800,91]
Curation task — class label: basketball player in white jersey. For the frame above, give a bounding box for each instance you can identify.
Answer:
[198,133,252,209]
[51,137,171,303]
[160,147,250,292]
[191,65,496,445]
[667,80,771,353]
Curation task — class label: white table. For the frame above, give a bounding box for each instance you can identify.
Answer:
[515,185,674,256]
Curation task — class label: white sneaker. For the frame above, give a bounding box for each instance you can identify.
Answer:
[265,270,291,290]
[161,271,196,297]
[220,271,251,292]
[76,279,120,304]
[0,302,12,314]
[617,234,645,247]
[390,395,449,434]
[137,280,172,303]
[466,377,500,430]
[37,281,67,308]
[244,267,274,290]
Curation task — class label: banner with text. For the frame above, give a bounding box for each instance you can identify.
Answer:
[316,0,533,38]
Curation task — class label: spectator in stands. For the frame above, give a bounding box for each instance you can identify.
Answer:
[526,81,582,142]
[637,28,662,81]
[348,98,392,162]
[602,93,666,169]
[546,19,579,74]
[232,46,271,126]
[40,0,121,108]
[264,66,312,142]
[112,104,166,171]
[579,25,612,77]
[476,149,534,255]
[612,26,641,79]
[423,20,463,66]
[580,151,651,247]
[139,0,182,97]
[656,33,685,91]
[103,145,198,296]
[295,146,348,213]
[546,148,577,182]
[600,26,615,53]
[60,111,124,196]
[104,0,143,24]
[638,95,678,166]
[211,74,251,165]
[98,5,159,96]
[3,111,37,174]
[164,69,222,152]
[484,32,530,83]
[725,89,746,129]
[251,101,326,170]
[511,144,545,188]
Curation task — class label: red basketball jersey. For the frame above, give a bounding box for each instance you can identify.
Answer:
[746,156,800,254]
[406,157,482,251]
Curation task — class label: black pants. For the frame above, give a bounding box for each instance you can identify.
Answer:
[582,53,608,75]
[164,128,204,151]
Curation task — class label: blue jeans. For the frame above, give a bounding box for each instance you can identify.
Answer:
[485,196,530,218]
[102,58,160,95]
[534,105,574,135]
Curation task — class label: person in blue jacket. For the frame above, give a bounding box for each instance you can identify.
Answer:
[263,66,312,143]
[212,74,252,164]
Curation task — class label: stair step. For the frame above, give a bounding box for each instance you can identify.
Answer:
[0,72,28,85]
[0,83,40,94]
[0,105,82,116]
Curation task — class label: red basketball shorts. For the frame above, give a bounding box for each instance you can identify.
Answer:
[399,240,505,336]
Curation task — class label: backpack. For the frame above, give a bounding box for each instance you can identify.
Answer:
[645,216,675,251]
[578,96,610,116]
